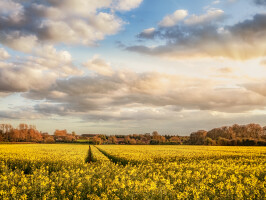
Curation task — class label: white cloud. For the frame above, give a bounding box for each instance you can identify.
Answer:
[158,10,188,27]
[0,45,83,93]
[0,0,142,51]
[0,48,10,60]
[0,0,25,24]
[142,27,155,35]
[185,9,225,25]
[21,60,266,116]
[212,0,221,4]
[0,32,38,53]
[83,55,114,76]
[260,59,266,66]
[112,0,143,11]
[47,0,112,16]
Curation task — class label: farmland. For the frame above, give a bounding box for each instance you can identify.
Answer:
[0,144,265,199]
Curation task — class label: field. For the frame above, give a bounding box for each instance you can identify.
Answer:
[0,144,265,199]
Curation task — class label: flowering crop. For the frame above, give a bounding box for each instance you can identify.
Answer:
[0,144,265,199]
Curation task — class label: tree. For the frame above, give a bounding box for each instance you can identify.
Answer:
[129,138,137,145]
[169,136,181,144]
[190,130,207,145]
[108,136,117,144]
[93,136,102,145]
[124,136,130,144]
[204,137,216,146]
[207,126,235,140]
[44,136,55,143]
[19,123,28,130]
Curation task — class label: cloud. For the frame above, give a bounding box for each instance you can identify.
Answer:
[83,55,114,76]
[254,0,266,5]
[0,32,38,53]
[18,57,266,120]
[34,103,71,116]
[158,10,188,27]
[212,0,221,4]
[0,65,55,93]
[0,0,142,51]
[184,9,224,25]
[1,52,266,124]
[138,27,156,39]
[129,13,266,60]
[260,59,266,65]
[0,110,43,120]
[217,67,234,73]
[0,45,82,93]
[112,0,143,11]
[244,82,266,97]
[0,48,9,60]
[28,45,83,77]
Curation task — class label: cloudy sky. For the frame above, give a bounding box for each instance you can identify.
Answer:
[0,0,266,135]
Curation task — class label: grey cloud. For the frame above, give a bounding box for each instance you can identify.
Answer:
[0,66,54,93]
[228,14,266,37]
[34,103,71,116]
[0,45,81,94]
[0,0,136,51]
[0,110,43,120]
[254,0,266,5]
[137,27,160,39]
[20,69,266,120]
[129,14,266,60]
[1,51,266,122]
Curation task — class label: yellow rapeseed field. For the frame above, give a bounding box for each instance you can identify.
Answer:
[0,144,265,199]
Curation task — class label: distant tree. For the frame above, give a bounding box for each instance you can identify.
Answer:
[124,136,130,144]
[98,135,107,142]
[152,131,159,140]
[108,136,117,144]
[19,123,28,130]
[190,130,207,145]
[245,124,263,139]
[129,138,137,145]
[232,124,263,139]
[93,136,102,145]
[207,126,235,140]
[150,139,159,145]
[217,137,230,146]
[44,136,55,143]
[9,129,20,142]
[242,138,257,146]
[204,137,216,146]
[169,136,181,144]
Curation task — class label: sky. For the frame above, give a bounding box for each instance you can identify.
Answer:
[0,0,266,135]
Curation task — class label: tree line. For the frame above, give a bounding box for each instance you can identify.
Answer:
[0,124,76,143]
[189,123,266,146]
[84,131,187,145]
[0,123,265,146]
